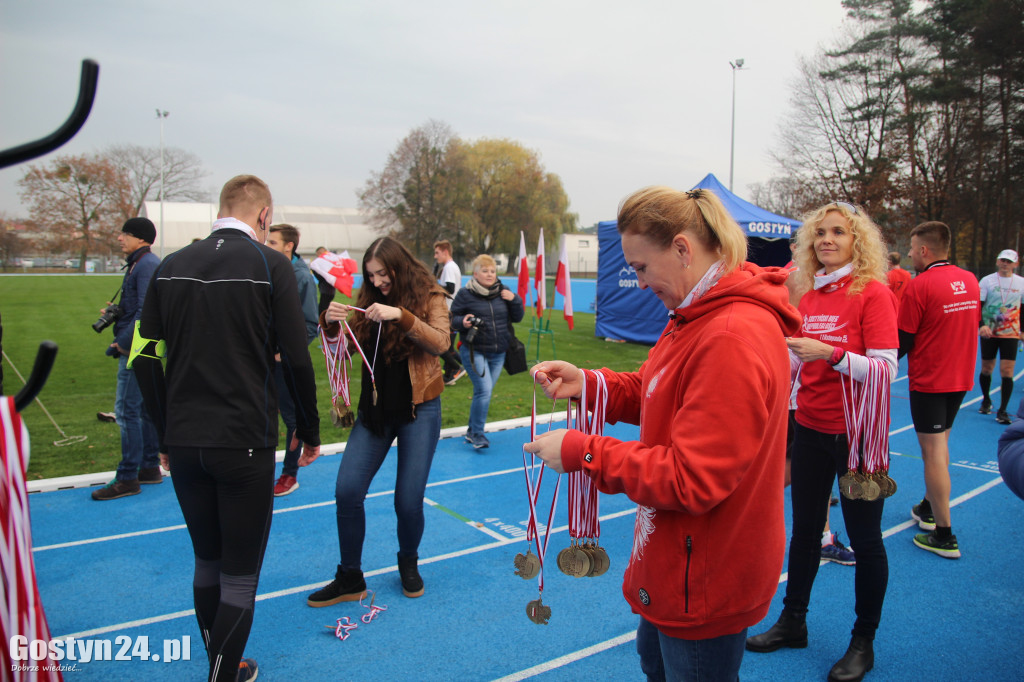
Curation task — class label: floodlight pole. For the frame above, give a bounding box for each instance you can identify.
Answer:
[729,59,745,193]
[156,109,169,257]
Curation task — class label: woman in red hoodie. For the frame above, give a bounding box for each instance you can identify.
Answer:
[526,186,800,682]
[745,202,897,682]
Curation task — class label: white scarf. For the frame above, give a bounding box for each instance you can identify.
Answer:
[211,217,257,241]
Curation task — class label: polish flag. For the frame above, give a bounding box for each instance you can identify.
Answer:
[535,228,545,317]
[310,250,359,298]
[517,231,530,304]
[556,234,574,330]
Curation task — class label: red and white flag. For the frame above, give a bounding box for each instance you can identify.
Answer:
[535,228,545,317]
[556,234,574,330]
[310,250,359,298]
[517,231,530,304]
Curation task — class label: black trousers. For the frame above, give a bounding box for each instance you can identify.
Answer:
[783,423,888,640]
[169,446,275,681]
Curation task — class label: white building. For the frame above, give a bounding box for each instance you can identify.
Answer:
[142,201,380,262]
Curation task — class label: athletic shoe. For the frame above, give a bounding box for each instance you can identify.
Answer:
[307,566,367,607]
[236,657,258,681]
[96,411,117,423]
[913,531,961,559]
[464,432,475,444]
[979,400,992,414]
[397,552,425,598]
[997,410,1012,424]
[90,479,141,501]
[273,475,299,497]
[138,466,164,484]
[829,495,839,507]
[472,433,490,450]
[445,368,467,386]
[821,536,856,565]
[911,502,936,531]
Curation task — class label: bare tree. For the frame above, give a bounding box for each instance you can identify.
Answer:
[17,154,128,271]
[358,120,466,259]
[105,144,209,219]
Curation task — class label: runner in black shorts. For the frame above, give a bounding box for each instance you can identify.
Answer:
[909,391,968,434]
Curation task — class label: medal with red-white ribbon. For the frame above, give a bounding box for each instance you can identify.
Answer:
[839,356,895,500]
[320,306,383,427]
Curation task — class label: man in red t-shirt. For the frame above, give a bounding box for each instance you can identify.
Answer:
[898,221,980,560]
[887,251,912,307]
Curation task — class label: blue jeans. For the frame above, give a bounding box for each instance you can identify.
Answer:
[459,345,505,436]
[274,362,301,478]
[334,396,441,570]
[115,354,160,481]
[636,618,746,682]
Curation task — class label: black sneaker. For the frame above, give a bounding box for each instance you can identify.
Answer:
[979,400,992,414]
[307,566,367,607]
[911,502,935,531]
[913,531,961,559]
[236,657,258,682]
[397,553,424,598]
[997,410,1012,424]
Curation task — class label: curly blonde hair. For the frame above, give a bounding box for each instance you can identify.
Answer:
[793,202,887,295]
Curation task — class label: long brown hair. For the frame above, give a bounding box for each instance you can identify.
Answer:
[350,237,445,362]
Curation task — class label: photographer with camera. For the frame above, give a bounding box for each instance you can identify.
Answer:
[450,254,524,449]
[90,217,162,500]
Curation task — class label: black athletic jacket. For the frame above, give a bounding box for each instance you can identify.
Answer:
[133,228,320,450]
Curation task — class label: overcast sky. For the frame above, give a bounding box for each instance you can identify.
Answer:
[0,0,850,229]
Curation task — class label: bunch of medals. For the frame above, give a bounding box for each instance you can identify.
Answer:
[320,323,355,427]
[837,356,896,501]
[515,369,609,625]
[319,308,381,428]
[557,371,609,579]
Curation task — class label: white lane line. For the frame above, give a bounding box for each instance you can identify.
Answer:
[491,631,639,682]
[501,475,1005,681]
[52,507,636,640]
[34,466,527,552]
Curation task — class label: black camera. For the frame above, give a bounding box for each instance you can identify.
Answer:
[92,304,123,333]
[463,315,483,345]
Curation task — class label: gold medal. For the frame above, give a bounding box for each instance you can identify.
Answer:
[839,470,862,500]
[861,474,881,502]
[557,547,575,576]
[514,551,540,580]
[569,545,592,578]
[592,544,611,577]
[526,598,551,625]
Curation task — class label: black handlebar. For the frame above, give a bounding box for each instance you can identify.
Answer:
[0,59,99,170]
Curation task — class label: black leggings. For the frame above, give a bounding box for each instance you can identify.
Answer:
[169,446,275,682]
[783,423,888,640]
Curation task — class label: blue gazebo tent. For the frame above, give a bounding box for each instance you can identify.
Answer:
[594,174,801,344]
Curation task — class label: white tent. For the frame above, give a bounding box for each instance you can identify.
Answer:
[142,201,380,262]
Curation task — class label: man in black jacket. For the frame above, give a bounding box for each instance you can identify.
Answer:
[132,174,320,682]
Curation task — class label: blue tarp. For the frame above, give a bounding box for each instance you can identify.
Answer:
[595,220,667,345]
[594,174,802,344]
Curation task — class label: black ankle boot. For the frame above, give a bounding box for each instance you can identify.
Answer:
[745,611,808,652]
[828,635,874,682]
[397,552,424,598]
[306,565,366,607]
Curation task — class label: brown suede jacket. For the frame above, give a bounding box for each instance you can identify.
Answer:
[318,291,450,407]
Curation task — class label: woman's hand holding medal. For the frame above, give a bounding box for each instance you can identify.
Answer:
[531,361,584,401]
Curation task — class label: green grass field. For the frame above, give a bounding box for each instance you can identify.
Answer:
[0,275,652,480]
